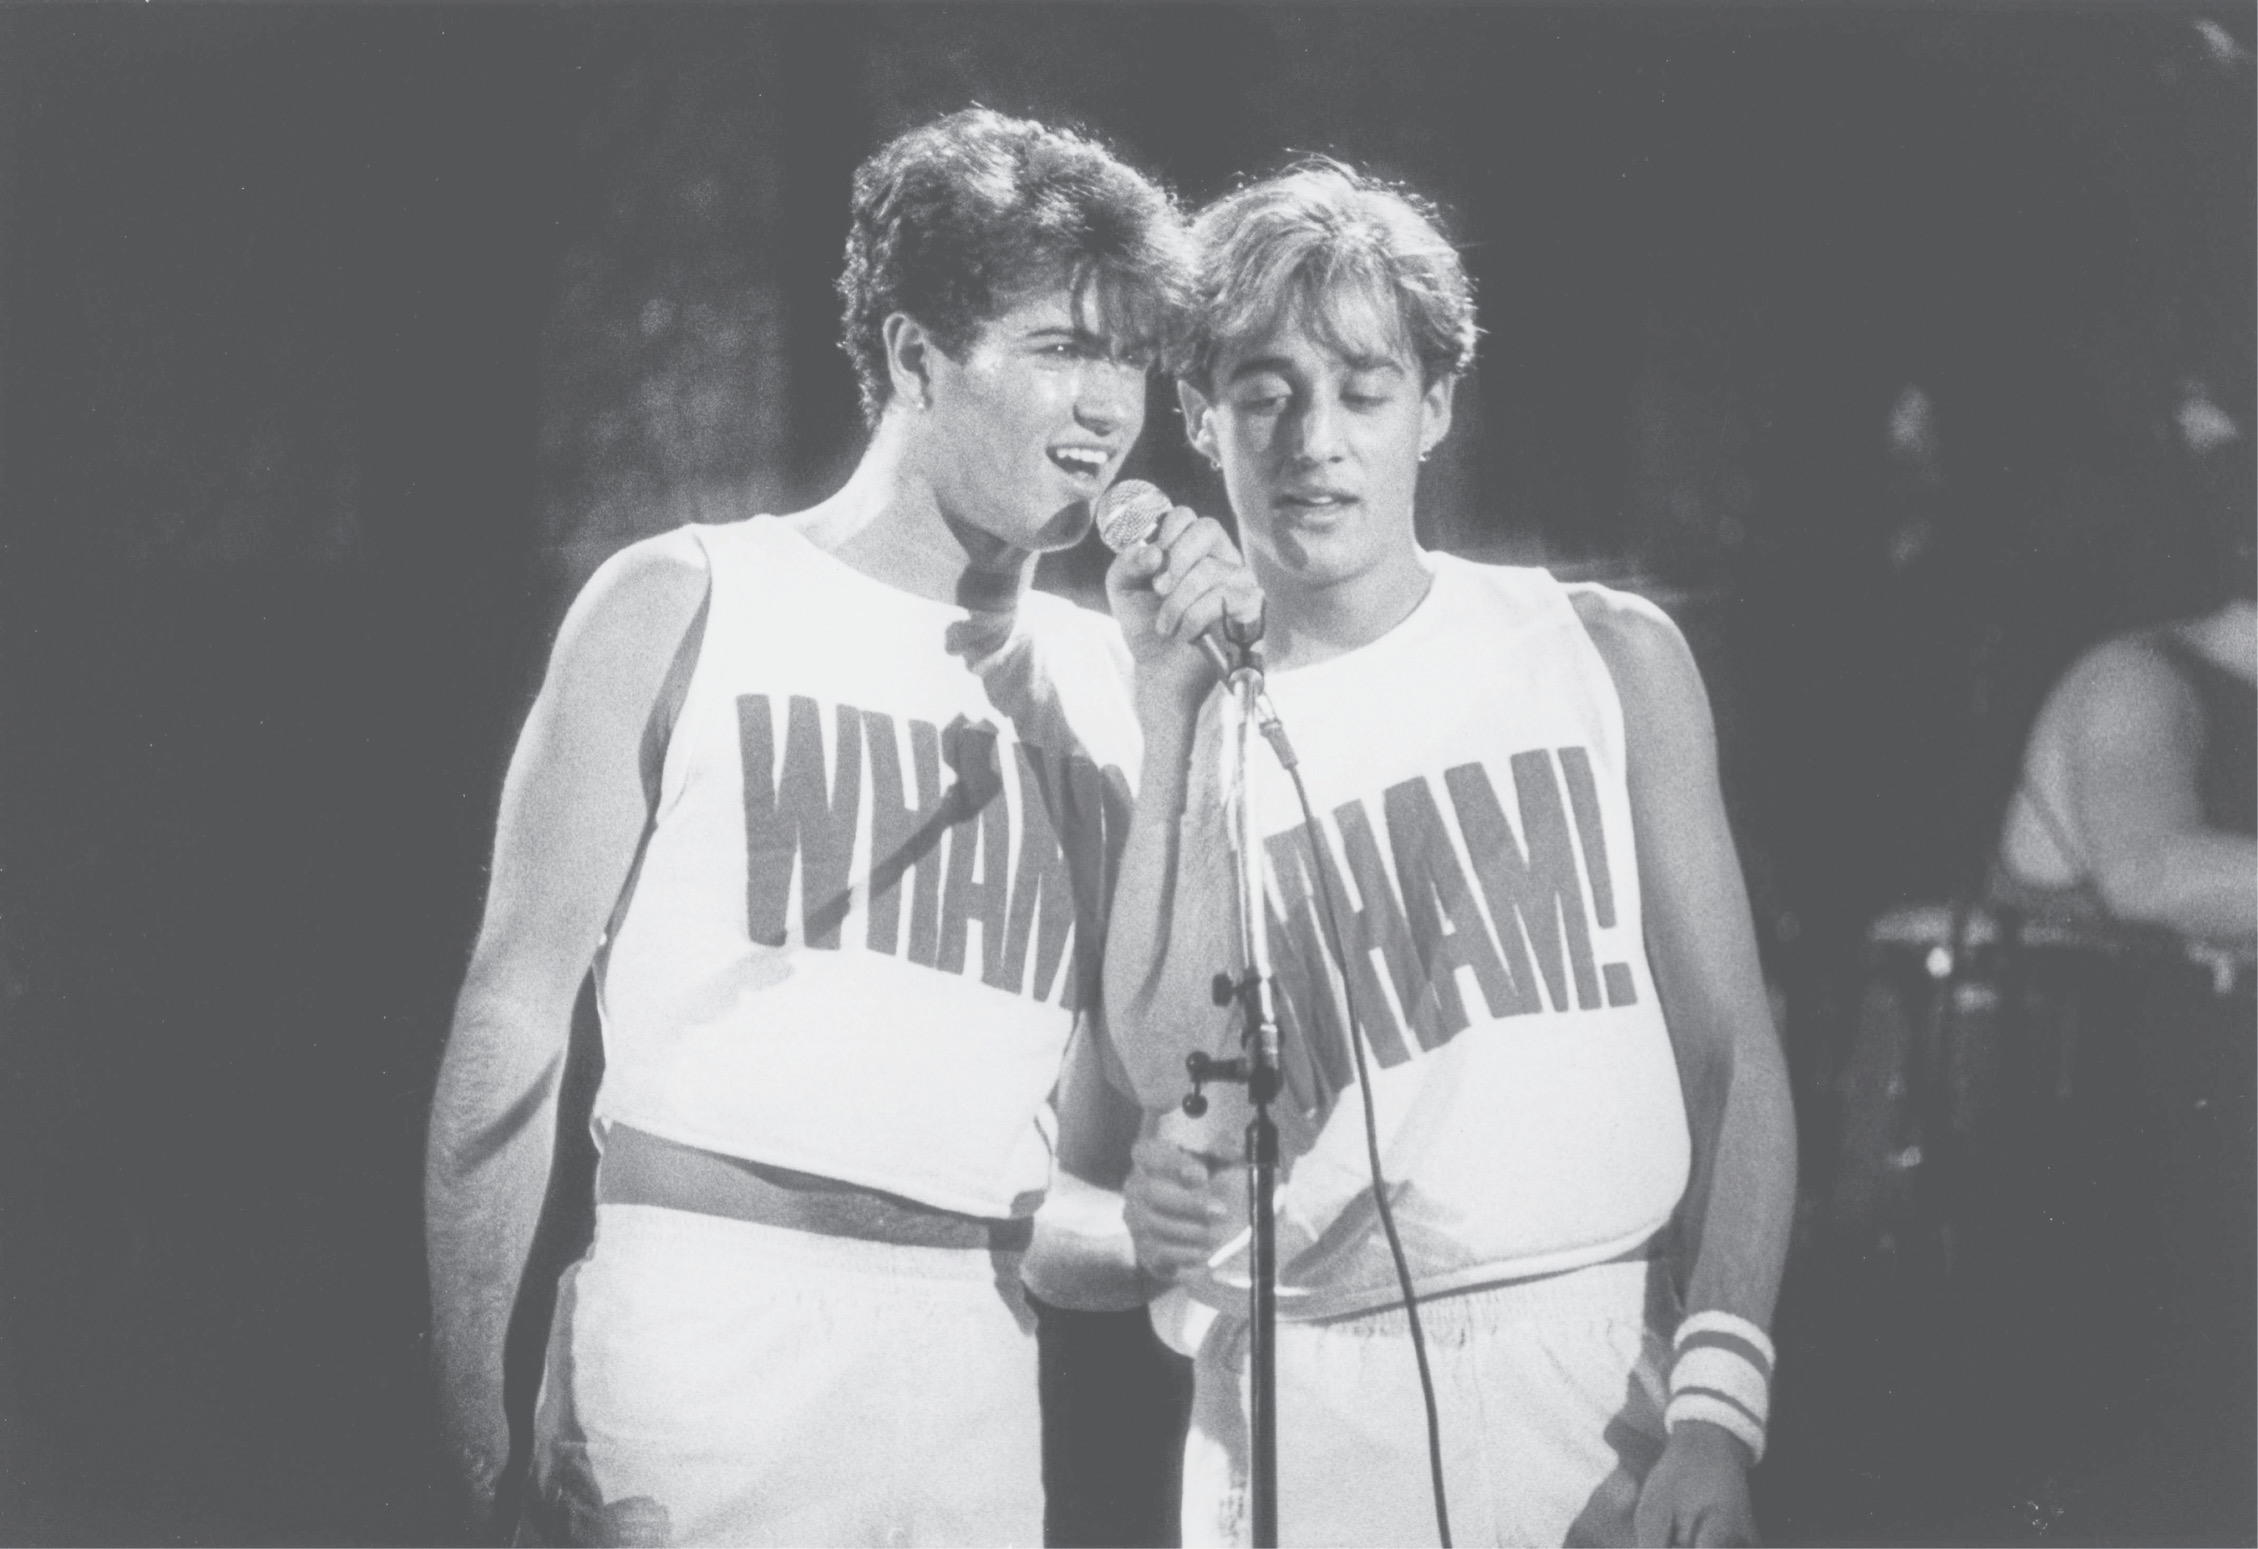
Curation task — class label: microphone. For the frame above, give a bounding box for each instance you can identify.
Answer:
[1093,480,1260,676]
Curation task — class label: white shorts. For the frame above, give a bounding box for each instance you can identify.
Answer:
[1181,1259,1673,1548]
[523,1203,1043,1547]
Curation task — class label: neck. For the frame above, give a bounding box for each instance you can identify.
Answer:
[1259,545,1434,671]
[787,412,1035,615]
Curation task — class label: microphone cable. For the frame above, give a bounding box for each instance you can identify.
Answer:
[1247,698,1454,1548]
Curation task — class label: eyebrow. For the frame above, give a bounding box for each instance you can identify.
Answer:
[1025,324,1136,354]
[1224,352,1407,383]
[1223,355,1300,384]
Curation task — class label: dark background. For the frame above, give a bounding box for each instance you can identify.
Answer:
[0,4,2249,1544]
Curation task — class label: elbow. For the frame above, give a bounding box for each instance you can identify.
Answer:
[1109,1014,1189,1112]
[425,1014,569,1200]
[433,1055,565,1166]
[1682,1016,1796,1146]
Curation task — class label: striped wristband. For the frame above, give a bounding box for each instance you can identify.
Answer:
[1665,1310,1774,1463]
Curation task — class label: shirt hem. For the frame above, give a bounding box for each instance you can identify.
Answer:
[591,1108,1047,1223]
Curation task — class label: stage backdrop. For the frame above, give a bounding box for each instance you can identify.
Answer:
[0,6,2246,1543]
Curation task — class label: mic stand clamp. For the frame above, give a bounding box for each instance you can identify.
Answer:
[1179,1051,1240,1121]
[1182,977,1282,1119]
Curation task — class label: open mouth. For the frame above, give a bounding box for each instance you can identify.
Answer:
[1049,446,1109,480]
[1277,491,1358,515]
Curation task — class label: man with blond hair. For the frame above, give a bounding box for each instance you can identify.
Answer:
[1104,160,1797,1547]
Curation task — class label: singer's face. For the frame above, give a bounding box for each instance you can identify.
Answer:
[1186,288,1452,597]
[919,282,1150,555]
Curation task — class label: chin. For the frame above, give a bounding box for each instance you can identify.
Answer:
[1267,528,1364,586]
[1031,500,1095,552]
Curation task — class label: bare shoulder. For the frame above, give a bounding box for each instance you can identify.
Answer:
[2067,631,2195,700]
[2051,631,2202,750]
[568,529,711,638]
[1565,580,1686,652]
[1564,580,1706,718]
[547,529,712,693]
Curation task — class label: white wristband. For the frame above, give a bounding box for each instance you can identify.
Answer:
[1673,1345,1770,1420]
[1667,1311,1774,1463]
[1673,1309,1776,1369]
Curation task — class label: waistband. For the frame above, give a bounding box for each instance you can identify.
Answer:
[1308,1256,1674,1340]
[590,1202,1023,1283]
[1168,1255,1677,1367]
[595,1124,1032,1254]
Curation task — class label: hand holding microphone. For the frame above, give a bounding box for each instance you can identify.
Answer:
[1097,479,1265,687]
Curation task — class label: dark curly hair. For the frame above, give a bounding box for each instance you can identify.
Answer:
[1175,158,1478,391]
[838,109,1193,425]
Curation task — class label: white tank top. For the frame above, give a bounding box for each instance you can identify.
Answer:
[594,517,1141,1219]
[1188,554,1689,1319]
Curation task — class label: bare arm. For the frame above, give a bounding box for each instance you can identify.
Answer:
[1574,587,1796,1545]
[423,538,707,1536]
[1099,509,1260,1113]
[2060,640,2256,950]
[1039,504,1261,1303]
[1099,683,1242,1108]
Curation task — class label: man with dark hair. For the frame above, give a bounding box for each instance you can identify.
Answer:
[836,113,1194,430]
[424,108,1238,1546]
[1104,160,1796,1546]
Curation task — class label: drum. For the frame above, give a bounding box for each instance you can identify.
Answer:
[1809,900,2255,1536]
[1822,902,2150,1282]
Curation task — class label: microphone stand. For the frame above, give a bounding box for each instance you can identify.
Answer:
[1183,650,1292,1549]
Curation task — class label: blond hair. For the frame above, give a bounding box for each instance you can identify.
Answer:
[1176,158,1477,389]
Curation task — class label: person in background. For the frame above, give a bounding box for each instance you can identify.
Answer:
[1993,376,2255,954]
[1986,373,2254,1543]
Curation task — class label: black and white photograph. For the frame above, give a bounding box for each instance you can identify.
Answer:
[0,3,2250,1545]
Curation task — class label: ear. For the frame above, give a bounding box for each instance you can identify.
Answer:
[1418,373,1457,460]
[1178,377,1221,467]
[883,312,937,411]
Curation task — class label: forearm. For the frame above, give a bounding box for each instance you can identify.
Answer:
[1672,1015,1797,1330]
[1657,1019,1796,1485]
[423,990,569,1499]
[1103,687,1239,1106]
[2098,832,2258,949]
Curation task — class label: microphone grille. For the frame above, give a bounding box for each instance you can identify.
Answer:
[1093,479,1172,554]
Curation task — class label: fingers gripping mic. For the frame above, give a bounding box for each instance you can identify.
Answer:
[1094,480,1260,675]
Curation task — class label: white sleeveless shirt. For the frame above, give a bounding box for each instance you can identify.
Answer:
[1186,554,1689,1320]
[593,517,1141,1219]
